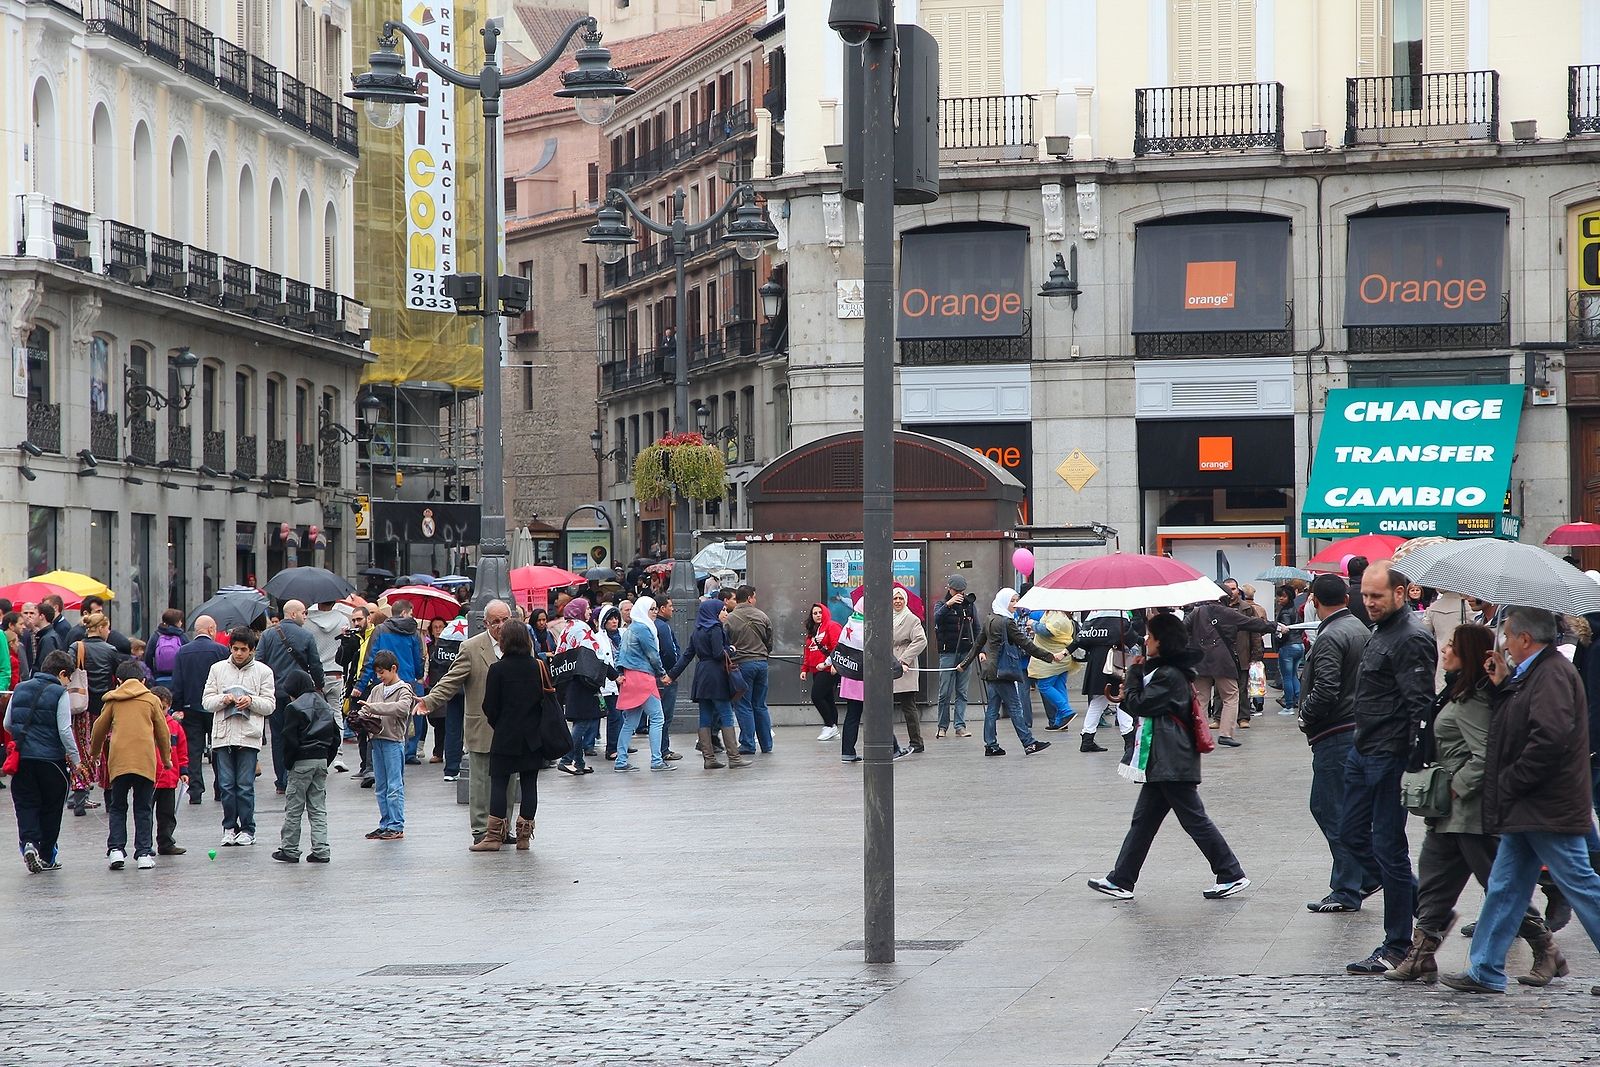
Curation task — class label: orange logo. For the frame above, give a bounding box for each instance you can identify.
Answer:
[1185,261,1237,310]
[1198,437,1234,472]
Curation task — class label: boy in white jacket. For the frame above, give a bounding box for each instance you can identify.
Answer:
[200,627,277,846]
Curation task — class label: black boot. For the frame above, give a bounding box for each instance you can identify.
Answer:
[1080,735,1107,753]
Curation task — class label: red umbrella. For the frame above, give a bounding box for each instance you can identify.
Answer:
[510,565,585,607]
[1305,534,1406,573]
[383,585,464,622]
[1546,522,1600,547]
[0,580,81,609]
[849,582,924,620]
[1018,553,1223,612]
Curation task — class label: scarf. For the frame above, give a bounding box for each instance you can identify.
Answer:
[1119,716,1153,784]
[991,588,1016,617]
[832,601,866,681]
[554,618,608,662]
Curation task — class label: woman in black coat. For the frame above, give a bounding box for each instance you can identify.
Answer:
[474,620,544,852]
[1087,612,1249,902]
[671,597,748,769]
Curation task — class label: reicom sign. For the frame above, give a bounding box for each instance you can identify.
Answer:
[897,225,1029,339]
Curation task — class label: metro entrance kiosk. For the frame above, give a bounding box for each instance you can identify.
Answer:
[1301,385,1524,541]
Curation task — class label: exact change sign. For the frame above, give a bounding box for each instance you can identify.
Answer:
[1301,385,1523,539]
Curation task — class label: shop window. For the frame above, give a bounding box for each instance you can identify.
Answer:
[28,506,59,575]
[1346,358,1510,388]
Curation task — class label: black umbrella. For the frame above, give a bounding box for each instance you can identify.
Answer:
[583,566,619,582]
[192,586,270,632]
[263,566,354,605]
[358,566,395,579]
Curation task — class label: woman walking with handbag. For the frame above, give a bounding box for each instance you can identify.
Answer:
[833,595,908,764]
[891,588,929,754]
[801,603,842,742]
[615,597,672,772]
[1384,623,1564,984]
[1088,612,1249,901]
[554,598,610,776]
[675,598,749,769]
[472,620,545,851]
[957,589,1062,758]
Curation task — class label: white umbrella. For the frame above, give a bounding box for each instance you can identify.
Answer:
[692,541,746,573]
[1390,539,1600,615]
[511,527,535,569]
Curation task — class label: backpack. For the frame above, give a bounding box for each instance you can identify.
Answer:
[153,632,184,677]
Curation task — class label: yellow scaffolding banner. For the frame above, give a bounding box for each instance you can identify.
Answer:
[354,0,485,389]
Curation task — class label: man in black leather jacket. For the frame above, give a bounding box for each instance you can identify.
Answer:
[1342,560,1438,976]
[1298,574,1376,914]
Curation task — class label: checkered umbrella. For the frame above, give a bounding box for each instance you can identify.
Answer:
[1390,539,1600,615]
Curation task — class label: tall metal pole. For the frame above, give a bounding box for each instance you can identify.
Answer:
[470,18,510,629]
[665,187,697,709]
[860,10,897,965]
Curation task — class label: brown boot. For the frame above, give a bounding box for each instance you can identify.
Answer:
[1384,927,1444,983]
[514,816,534,851]
[722,728,750,767]
[1519,926,1570,986]
[699,728,724,769]
[470,815,506,852]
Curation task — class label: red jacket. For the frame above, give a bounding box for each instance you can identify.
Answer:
[155,715,189,790]
[801,608,843,675]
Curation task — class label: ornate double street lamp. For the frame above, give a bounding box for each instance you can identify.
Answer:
[348,14,632,627]
[583,184,778,675]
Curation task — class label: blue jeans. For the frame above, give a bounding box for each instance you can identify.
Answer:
[565,719,600,770]
[1468,830,1600,990]
[983,679,1035,749]
[604,695,622,756]
[1035,672,1075,727]
[404,714,428,761]
[660,681,678,755]
[734,660,772,752]
[937,652,971,730]
[1339,748,1415,956]
[1309,731,1374,907]
[443,695,464,775]
[698,698,734,730]
[214,745,258,835]
[1278,642,1304,708]
[370,738,405,832]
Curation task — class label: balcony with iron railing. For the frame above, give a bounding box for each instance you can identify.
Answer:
[940,94,1037,161]
[130,416,157,464]
[310,90,335,143]
[283,278,312,329]
[296,442,316,484]
[266,438,288,481]
[217,38,248,100]
[901,311,1036,366]
[181,16,214,84]
[149,233,183,287]
[203,429,226,471]
[248,55,278,115]
[1569,291,1600,345]
[235,433,257,477]
[320,439,341,486]
[252,268,284,320]
[1346,70,1499,146]
[1134,82,1283,156]
[220,257,253,308]
[1348,294,1510,353]
[143,0,181,67]
[104,219,148,282]
[1135,304,1294,357]
[86,0,142,46]
[167,420,192,468]
[90,411,120,461]
[52,203,92,268]
[606,102,755,190]
[1572,65,1600,136]
[28,397,62,454]
[280,74,307,126]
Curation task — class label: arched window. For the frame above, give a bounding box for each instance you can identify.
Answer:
[238,166,257,262]
[205,152,225,250]
[132,122,154,229]
[322,202,338,290]
[268,178,285,273]
[91,105,114,215]
[89,336,112,415]
[169,138,191,242]
[31,80,58,199]
[297,190,313,280]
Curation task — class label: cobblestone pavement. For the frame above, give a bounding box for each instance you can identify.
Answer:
[1101,975,1600,1066]
[0,979,893,1066]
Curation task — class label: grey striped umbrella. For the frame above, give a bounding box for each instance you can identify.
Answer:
[1390,539,1600,615]
[1256,566,1313,583]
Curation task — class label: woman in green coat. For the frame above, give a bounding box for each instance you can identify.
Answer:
[1386,623,1563,984]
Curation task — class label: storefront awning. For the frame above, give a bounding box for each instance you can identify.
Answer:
[1301,385,1523,540]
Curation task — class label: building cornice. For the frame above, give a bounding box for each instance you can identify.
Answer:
[611,24,761,122]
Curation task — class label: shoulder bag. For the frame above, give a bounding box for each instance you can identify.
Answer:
[995,621,1029,683]
[535,660,574,760]
[67,643,89,715]
[1401,691,1453,817]
[550,644,608,692]
[1188,688,1217,754]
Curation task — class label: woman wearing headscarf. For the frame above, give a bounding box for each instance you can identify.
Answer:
[615,596,673,771]
[674,598,748,769]
[531,609,557,666]
[834,595,908,764]
[554,598,609,775]
[956,589,1061,757]
[595,605,627,761]
[1089,612,1250,902]
[891,587,929,753]
[801,603,843,741]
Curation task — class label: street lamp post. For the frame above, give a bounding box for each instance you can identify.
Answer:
[583,183,777,682]
[348,14,631,631]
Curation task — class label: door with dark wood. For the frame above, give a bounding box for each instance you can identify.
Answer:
[1577,417,1600,572]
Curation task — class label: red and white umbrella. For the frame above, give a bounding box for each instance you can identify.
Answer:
[1545,522,1600,547]
[383,585,464,622]
[509,565,585,607]
[1305,534,1406,573]
[1018,554,1223,612]
[849,581,924,620]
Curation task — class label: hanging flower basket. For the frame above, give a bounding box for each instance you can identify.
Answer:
[633,432,727,502]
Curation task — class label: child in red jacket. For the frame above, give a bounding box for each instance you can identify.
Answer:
[150,686,189,856]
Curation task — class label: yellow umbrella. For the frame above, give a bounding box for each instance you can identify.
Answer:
[31,569,115,601]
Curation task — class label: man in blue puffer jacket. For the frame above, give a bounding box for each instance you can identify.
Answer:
[5,650,82,871]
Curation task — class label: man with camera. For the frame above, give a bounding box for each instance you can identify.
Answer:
[933,576,979,738]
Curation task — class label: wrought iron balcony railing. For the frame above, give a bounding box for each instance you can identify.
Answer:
[203,429,226,471]
[266,437,287,481]
[235,433,257,478]
[940,94,1037,159]
[167,420,192,468]
[901,312,1034,366]
[90,411,120,461]
[1346,70,1499,146]
[130,416,157,464]
[296,442,316,484]
[27,401,62,453]
[1135,82,1283,156]
[1568,290,1600,344]
[1347,293,1510,352]
[1571,65,1600,136]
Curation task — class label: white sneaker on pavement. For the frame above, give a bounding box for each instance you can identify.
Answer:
[331,756,350,772]
[136,855,155,870]
[107,849,126,870]
[816,727,836,741]
[234,831,255,846]
[221,829,237,847]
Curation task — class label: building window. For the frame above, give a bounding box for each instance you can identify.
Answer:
[92,511,117,597]
[168,516,190,611]
[267,376,283,439]
[202,363,219,434]
[323,202,339,289]
[579,263,589,295]
[204,518,223,599]
[1168,0,1257,86]
[235,369,254,437]
[132,514,154,634]
[587,163,599,204]
[90,336,111,415]
[504,177,519,213]
[28,506,58,576]
[922,0,1004,97]
[295,382,310,445]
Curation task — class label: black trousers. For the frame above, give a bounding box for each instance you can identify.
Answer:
[810,671,840,727]
[488,768,538,821]
[1110,780,1245,889]
[11,758,70,860]
[106,773,157,858]
[1415,830,1543,937]
[185,714,212,800]
[841,699,863,757]
[155,787,179,850]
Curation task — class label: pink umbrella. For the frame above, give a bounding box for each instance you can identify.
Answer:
[1546,522,1600,547]
[1017,553,1224,612]
[849,582,923,620]
[0,579,81,609]
[1306,534,1406,573]
[383,585,464,622]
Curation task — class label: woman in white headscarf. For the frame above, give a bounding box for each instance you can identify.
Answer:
[615,596,672,771]
[891,587,929,753]
[834,595,909,764]
[957,588,1064,757]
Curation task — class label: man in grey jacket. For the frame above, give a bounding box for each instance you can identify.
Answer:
[1343,560,1438,975]
[257,600,325,795]
[1298,573,1378,914]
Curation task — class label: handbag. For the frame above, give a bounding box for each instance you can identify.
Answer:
[995,622,1028,683]
[1188,690,1217,754]
[67,643,89,715]
[535,661,573,760]
[550,645,608,692]
[1401,764,1452,818]
[1,743,18,777]
[725,652,750,696]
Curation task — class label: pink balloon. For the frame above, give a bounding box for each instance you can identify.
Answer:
[1340,554,1355,574]
[1012,548,1036,576]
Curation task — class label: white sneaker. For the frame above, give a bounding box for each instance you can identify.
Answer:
[234,831,255,846]
[107,849,126,870]
[331,757,350,772]
[816,727,834,741]
[1202,877,1251,900]
[136,855,155,870]
[221,829,238,847]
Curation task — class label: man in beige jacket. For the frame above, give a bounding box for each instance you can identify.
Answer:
[416,599,514,843]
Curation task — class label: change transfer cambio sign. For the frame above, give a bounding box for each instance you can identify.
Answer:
[1301,385,1523,537]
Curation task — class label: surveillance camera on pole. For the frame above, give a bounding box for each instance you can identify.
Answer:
[828,0,890,45]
